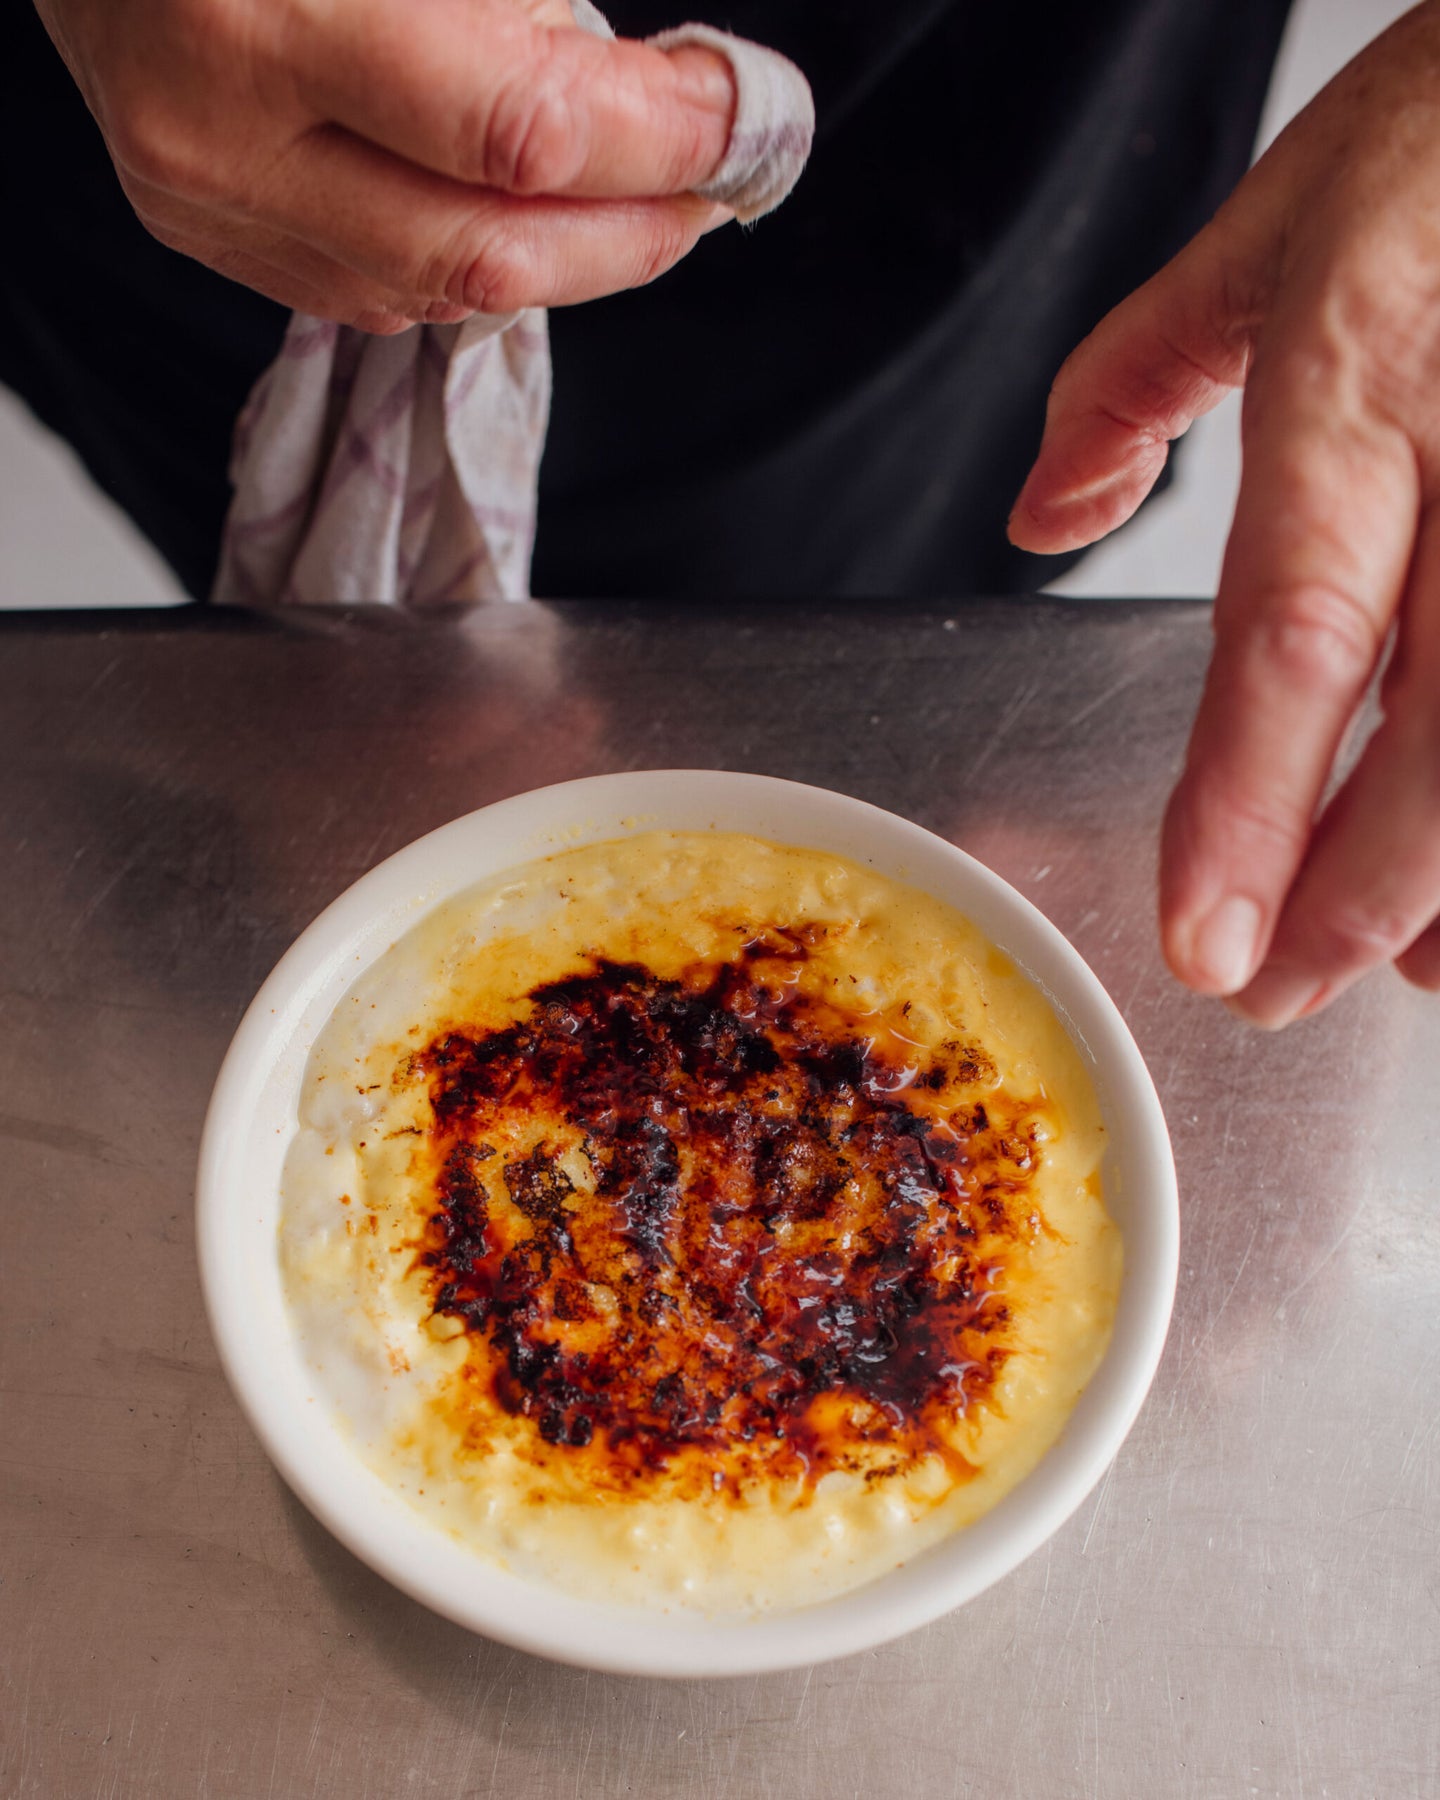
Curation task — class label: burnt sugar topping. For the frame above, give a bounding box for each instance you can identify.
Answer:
[414,925,1051,1500]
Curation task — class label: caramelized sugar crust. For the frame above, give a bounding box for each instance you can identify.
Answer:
[416,927,1048,1496]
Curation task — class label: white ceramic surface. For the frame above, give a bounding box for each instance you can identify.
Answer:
[196,770,1178,1678]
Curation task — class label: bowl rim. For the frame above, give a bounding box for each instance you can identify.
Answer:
[196,768,1179,1677]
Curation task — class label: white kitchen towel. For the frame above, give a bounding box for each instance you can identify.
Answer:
[212,12,813,608]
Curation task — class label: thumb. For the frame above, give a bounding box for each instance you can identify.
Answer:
[1008,219,1259,555]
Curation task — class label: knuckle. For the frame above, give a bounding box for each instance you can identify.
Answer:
[1249,583,1381,697]
[1177,772,1306,898]
[107,97,217,204]
[479,55,583,194]
[1156,315,1237,398]
[105,94,181,189]
[353,310,414,337]
[1203,783,1304,865]
[1240,378,1343,476]
[631,215,693,289]
[455,228,533,314]
[664,112,721,190]
[1258,334,1351,401]
[1307,900,1413,971]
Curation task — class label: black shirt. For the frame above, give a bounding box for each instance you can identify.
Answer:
[1,1,1292,599]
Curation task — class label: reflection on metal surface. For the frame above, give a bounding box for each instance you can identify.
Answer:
[2,601,1436,1798]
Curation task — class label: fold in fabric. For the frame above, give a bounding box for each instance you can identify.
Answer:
[212,14,813,608]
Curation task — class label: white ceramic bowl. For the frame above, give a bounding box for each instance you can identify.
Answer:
[197,770,1177,1677]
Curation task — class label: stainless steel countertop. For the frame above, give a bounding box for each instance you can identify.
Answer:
[3,600,1436,1799]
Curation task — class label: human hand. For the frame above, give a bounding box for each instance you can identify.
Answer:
[1009,1,1440,1027]
[34,0,735,332]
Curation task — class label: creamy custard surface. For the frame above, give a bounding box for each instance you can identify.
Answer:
[280,831,1121,1614]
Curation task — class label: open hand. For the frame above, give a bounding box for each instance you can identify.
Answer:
[1010,2,1440,1027]
[35,0,735,332]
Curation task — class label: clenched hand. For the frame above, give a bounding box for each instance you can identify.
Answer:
[35,0,736,333]
[1011,2,1440,1028]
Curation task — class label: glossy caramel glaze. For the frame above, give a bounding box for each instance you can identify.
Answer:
[415,926,1049,1499]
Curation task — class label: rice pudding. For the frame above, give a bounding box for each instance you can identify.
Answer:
[279,831,1120,1614]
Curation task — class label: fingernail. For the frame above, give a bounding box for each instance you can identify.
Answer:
[1189,895,1264,995]
[1224,965,1322,1031]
